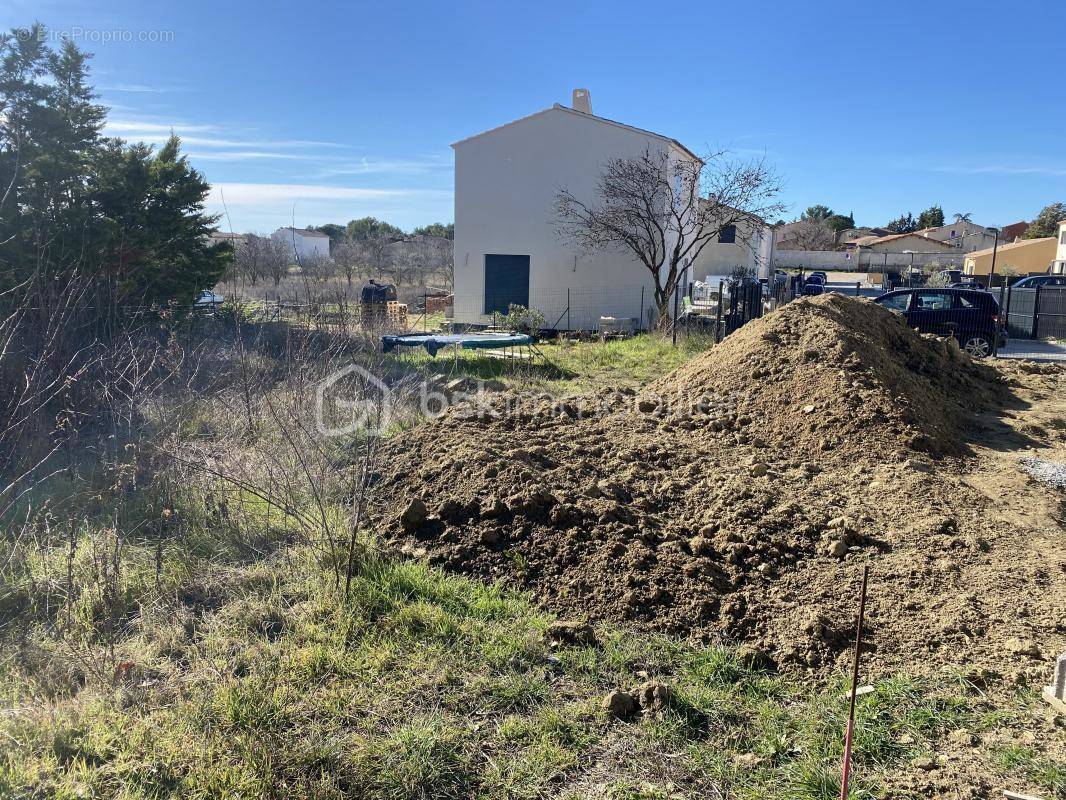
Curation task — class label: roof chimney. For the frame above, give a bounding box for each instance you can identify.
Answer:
[571,88,592,114]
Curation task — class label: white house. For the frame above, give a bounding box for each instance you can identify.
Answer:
[689,207,773,283]
[451,90,704,329]
[272,227,330,263]
[1053,220,1066,275]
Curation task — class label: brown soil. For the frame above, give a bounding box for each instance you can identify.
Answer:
[371,294,1066,684]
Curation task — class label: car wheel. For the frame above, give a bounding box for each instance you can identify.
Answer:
[962,334,992,358]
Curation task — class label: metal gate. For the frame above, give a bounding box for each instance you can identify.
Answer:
[991,286,1066,339]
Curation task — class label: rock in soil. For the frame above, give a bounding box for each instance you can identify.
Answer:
[602,689,638,717]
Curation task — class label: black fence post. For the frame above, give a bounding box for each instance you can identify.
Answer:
[1032,284,1042,339]
[566,288,571,332]
[638,286,644,333]
[855,281,861,297]
[1005,285,1012,334]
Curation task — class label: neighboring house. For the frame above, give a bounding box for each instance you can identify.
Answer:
[1050,220,1066,275]
[1000,220,1030,242]
[919,221,997,252]
[962,237,1056,277]
[207,230,247,249]
[451,89,702,328]
[861,232,958,253]
[272,227,330,262]
[689,204,772,281]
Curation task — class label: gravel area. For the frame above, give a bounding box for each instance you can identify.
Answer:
[1020,456,1066,489]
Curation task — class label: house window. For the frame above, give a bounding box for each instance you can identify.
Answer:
[950,230,956,238]
[1060,230,1066,245]
[718,224,737,244]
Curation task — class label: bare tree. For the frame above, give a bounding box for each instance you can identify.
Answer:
[232,234,290,285]
[332,239,364,287]
[356,233,395,283]
[554,147,784,321]
[786,219,837,251]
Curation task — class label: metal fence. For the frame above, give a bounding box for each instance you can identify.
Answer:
[989,286,1066,339]
[450,285,654,332]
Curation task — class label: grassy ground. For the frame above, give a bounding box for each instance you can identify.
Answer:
[379,332,716,396]
[1,324,1061,799]
[6,527,1051,800]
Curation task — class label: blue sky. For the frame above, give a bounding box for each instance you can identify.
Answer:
[6,0,1065,233]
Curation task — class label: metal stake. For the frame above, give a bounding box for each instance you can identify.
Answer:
[840,564,870,800]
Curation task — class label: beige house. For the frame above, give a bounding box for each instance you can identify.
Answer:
[963,237,1056,277]
[919,221,997,253]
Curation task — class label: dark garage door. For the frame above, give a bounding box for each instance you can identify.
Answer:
[484,254,529,315]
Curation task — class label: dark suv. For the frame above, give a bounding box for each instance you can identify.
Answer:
[1010,275,1066,289]
[873,288,1005,358]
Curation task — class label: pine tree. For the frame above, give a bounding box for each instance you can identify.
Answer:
[0,24,229,306]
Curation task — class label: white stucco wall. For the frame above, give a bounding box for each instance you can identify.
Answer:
[452,106,697,329]
[689,219,772,282]
[272,228,330,263]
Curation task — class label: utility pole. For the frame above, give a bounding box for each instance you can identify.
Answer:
[988,228,1000,287]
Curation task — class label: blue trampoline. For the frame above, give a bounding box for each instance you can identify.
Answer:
[382,331,534,357]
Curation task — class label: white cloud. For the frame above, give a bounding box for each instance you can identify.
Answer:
[931,163,1066,178]
[105,119,220,135]
[103,119,350,154]
[206,183,453,233]
[208,183,435,203]
[187,150,327,161]
[315,155,452,178]
[99,83,178,93]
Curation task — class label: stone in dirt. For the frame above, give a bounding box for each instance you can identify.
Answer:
[826,538,849,559]
[636,680,671,713]
[399,499,428,533]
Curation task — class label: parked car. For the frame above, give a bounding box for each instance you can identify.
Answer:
[194,289,224,309]
[949,281,985,290]
[873,287,1005,358]
[804,273,826,286]
[809,271,828,282]
[1010,275,1066,289]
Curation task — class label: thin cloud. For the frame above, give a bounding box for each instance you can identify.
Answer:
[930,163,1066,178]
[206,182,454,233]
[99,83,184,93]
[315,155,452,178]
[208,182,450,203]
[188,150,330,162]
[103,119,350,151]
[105,120,220,135]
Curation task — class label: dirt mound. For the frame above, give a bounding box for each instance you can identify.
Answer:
[648,293,998,457]
[370,294,1021,673]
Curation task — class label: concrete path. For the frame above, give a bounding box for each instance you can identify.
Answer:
[996,340,1066,362]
